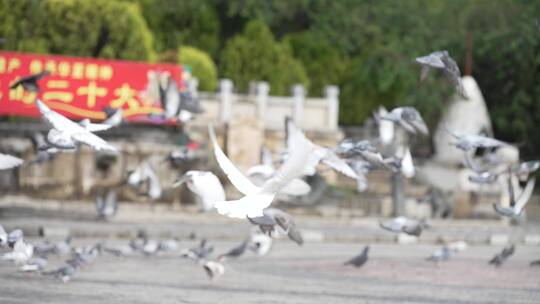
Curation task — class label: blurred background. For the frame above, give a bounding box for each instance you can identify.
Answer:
[0,0,539,219]
[0,1,539,302]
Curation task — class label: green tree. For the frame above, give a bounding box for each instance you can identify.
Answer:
[178,46,217,91]
[284,31,347,96]
[219,20,309,95]
[0,0,155,61]
[134,0,221,58]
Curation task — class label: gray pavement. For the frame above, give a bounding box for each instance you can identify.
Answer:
[1,196,540,303]
[1,195,540,245]
[0,240,539,304]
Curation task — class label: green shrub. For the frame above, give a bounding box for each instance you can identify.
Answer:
[219,20,309,95]
[178,46,218,92]
[0,0,155,61]
[284,32,347,96]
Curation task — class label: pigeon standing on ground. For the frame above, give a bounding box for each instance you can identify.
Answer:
[426,246,451,263]
[10,71,50,92]
[248,208,303,245]
[489,245,515,267]
[379,107,429,135]
[43,263,77,283]
[415,50,465,97]
[19,257,48,273]
[530,259,540,267]
[344,246,369,268]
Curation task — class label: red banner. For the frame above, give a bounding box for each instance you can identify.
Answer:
[0,51,184,123]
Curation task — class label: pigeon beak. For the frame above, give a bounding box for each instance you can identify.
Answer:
[172,176,188,188]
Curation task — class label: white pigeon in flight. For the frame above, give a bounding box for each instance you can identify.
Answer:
[35,99,117,152]
[246,146,311,196]
[173,170,225,211]
[284,118,358,179]
[209,123,313,218]
[77,118,113,133]
[0,153,23,170]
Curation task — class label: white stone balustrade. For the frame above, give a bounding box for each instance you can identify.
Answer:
[198,79,340,132]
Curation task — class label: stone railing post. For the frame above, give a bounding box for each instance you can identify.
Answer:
[188,77,199,97]
[255,81,270,122]
[325,85,339,130]
[291,84,305,126]
[219,79,233,123]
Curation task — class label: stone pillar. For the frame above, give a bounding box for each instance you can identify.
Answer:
[219,79,233,123]
[188,77,199,96]
[256,81,270,122]
[291,84,305,126]
[391,172,405,216]
[325,85,339,130]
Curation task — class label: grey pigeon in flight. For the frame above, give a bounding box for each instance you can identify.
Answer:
[7,229,23,247]
[218,239,248,262]
[380,217,428,237]
[415,50,465,98]
[489,245,515,267]
[181,239,214,261]
[493,176,535,218]
[10,71,50,92]
[511,160,540,181]
[344,246,369,268]
[380,107,429,135]
[248,208,303,245]
[445,127,508,152]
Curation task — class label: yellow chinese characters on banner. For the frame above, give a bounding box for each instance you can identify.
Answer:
[0,51,184,123]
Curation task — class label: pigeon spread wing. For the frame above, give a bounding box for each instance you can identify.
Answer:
[261,123,313,194]
[0,154,23,170]
[321,150,358,179]
[71,132,116,152]
[514,176,536,213]
[208,125,261,196]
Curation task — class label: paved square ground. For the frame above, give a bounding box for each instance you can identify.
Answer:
[0,241,539,304]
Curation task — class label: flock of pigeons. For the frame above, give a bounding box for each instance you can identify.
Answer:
[0,223,278,282]
[0,50,539,281]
